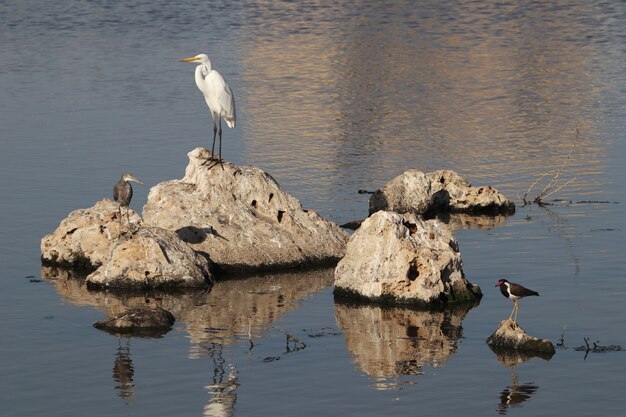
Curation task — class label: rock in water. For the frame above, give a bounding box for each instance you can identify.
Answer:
[41,199,141,270]
[486,319,556,355]
[142,147,348,274]
[369,169,515,215]
[86,227,212,289]
[334,211,482,307]
[94,306,175,337]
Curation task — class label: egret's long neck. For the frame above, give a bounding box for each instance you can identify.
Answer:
[195,61,212,83]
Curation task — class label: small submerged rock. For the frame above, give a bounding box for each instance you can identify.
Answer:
[142,147,349,274]
[94,306,175,337]
[334,210,482,307]
[487,319,556,355]
[86,227,213,289]
[369,169,515,216]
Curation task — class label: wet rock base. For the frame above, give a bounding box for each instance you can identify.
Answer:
[487,319,556,355]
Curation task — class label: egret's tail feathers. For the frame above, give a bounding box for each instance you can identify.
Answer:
[225,118,236,128]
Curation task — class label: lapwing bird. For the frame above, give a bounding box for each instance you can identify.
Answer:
[495,279,539,323]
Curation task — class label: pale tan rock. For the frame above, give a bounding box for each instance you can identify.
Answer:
[369,169,515,215]
[334,211,482,306]
[41,199,141,269]
[142,147,348,273]
[486,319,556,355]
[86,227,212,289]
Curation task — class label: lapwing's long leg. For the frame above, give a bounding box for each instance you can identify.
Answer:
[508,302,516,321]
[513,300,519,323]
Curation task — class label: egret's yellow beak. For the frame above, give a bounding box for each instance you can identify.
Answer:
[180,56,200,62]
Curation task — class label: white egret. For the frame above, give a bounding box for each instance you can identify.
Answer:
[180,54,236,167]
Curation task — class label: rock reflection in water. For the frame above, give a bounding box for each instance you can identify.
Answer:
[41,266,333,356]
[335,301,477,390]
[489,346,552,415]
[433,212,512,231]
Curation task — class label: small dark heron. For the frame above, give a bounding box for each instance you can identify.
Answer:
[113,172,143,227]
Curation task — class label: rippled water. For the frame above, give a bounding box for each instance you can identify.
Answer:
[1,1,625,416]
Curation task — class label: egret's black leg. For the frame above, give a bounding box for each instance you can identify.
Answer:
[218,117,224,169]
[210,115,218,160]
[202,115,218,167]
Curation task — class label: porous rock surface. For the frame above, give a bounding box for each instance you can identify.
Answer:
[142,147,348,273]
[86,227,212,289]
[487,319,556,355]
[369,169,515,215]
[41,199,141,269]
[334,210,482,307]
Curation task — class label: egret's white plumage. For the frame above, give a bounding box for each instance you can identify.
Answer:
[180,53,236,166]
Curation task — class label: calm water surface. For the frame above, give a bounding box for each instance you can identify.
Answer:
[1,1,625,416]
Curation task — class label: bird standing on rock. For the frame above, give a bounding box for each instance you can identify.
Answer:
[113,172,143,228]
[180,53,236,169]
[495,279,539,323]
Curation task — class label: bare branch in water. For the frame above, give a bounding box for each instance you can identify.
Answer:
[523,129,580,205]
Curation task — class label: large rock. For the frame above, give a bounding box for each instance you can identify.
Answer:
[369,169,515,215]
[86,227,212,289]
[142,147,349,274]
[486,319,556,355]
[41,199,141,269]
[334,210,482,307]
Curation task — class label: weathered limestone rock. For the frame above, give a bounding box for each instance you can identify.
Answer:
[334,211,482,307]
[41,199,141,269]
[94,306,175,337]
[86,227,212,289]
[369,169,515,215]
[142,147,349,273]
[487,319,556,355]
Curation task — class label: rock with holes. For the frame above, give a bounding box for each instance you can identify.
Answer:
[369,169,515,215]
[41,199,142,270]
[141,147,349,274]
[487,319,556,355]
[86,227,212,289]
[334,211,482,307]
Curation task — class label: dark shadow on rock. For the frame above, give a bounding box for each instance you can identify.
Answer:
[176,225,228,244]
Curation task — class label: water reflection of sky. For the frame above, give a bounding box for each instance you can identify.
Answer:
[237,1,622,222]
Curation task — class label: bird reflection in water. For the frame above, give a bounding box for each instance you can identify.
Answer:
[496,366,538,415]
[490,347,550,415]
[112,338,134,400]
[203,343,239,417]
